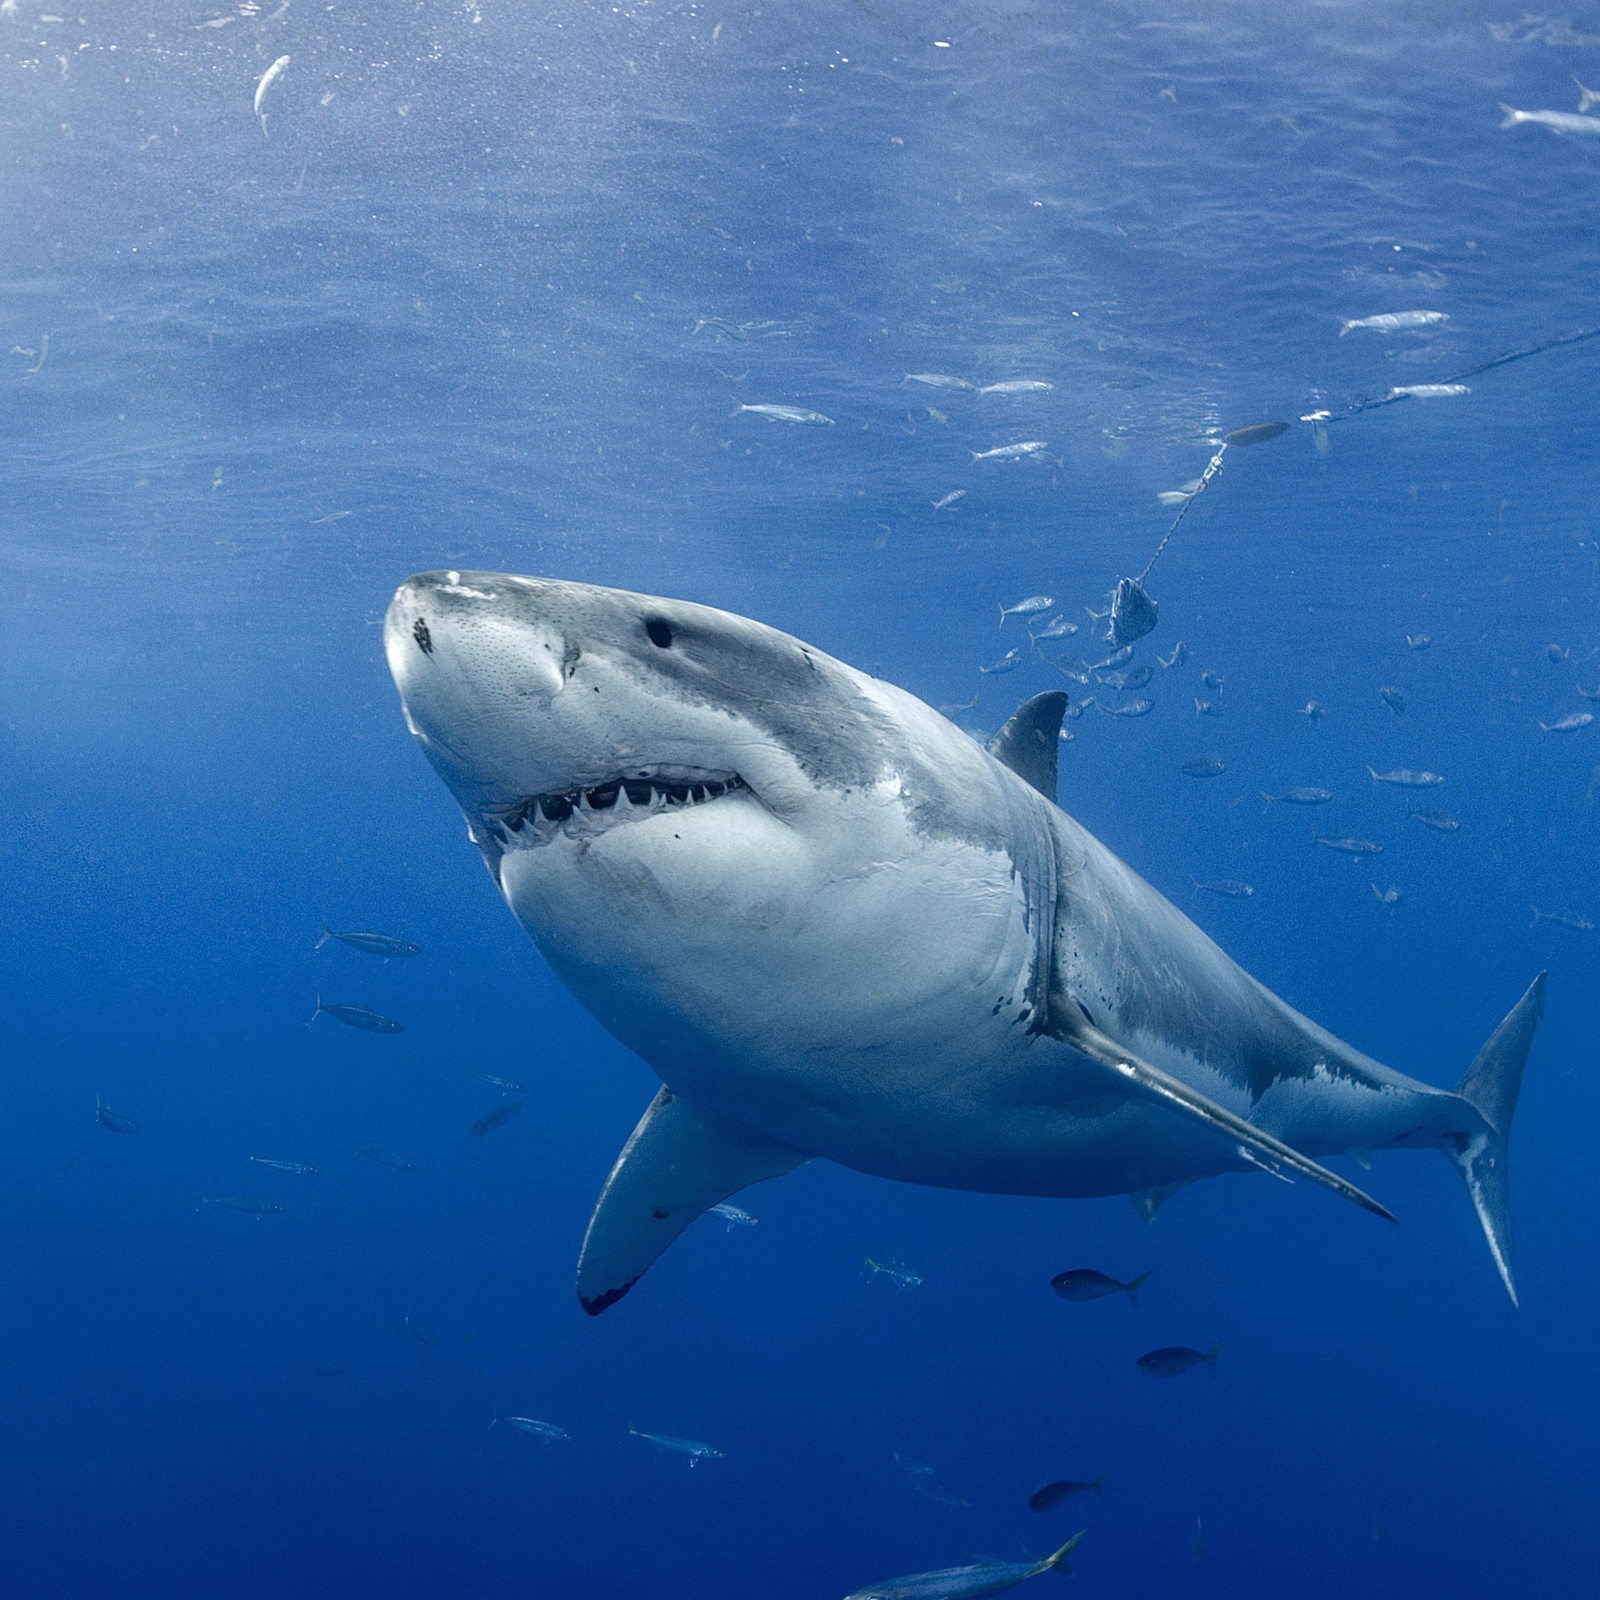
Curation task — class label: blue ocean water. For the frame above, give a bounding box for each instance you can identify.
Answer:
[4,2,1598,1594]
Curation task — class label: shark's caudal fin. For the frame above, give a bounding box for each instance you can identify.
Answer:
[576,1087,808,1315]
[1442,973,1546,1307]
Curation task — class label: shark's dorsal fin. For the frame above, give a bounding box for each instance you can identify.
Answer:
[577,1087,808,1315]
[1052,1012,1399,1223]
[987,691,1068,801]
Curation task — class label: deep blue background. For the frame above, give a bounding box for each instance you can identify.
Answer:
[3,3,1597,1595]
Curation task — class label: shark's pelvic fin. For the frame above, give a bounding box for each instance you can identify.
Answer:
[1056,1016,1399,1222]
[987,691,1069,802]
[1441,972,1546,1308]
[577,1087,808,1316]
[1130,1181,1189,1222]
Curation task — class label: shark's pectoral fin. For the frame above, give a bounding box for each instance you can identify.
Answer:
[1056,1018,1398,1223]
[576,1087,808,1316]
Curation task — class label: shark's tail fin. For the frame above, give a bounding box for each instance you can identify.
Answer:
[1442,974,1546,1306]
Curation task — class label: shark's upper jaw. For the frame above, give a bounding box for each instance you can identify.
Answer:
[481,768,750,851]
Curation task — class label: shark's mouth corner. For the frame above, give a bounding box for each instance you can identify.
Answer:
[482,767,750,848]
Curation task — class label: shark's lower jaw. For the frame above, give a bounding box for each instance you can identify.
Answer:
[482,768,749,848]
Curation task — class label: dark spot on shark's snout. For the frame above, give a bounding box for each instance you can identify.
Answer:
[413,618,432,655]
[645,617,674,648]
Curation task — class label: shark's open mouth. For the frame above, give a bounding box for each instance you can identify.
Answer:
[483,768,748,847]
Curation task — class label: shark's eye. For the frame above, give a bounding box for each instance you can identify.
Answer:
[644,617,674,649]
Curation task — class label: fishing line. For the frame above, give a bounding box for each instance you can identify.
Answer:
[1102,323,1600,648]
[1302,323,1600,425]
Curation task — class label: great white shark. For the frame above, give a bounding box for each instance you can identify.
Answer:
[384,571,1544,1315]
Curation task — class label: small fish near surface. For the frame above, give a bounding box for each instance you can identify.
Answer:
[626,1423,724,1465]
[1195,879,1254,898]
[316,925,422,958]
[843,1533,1084,1600]
[1298,700,1325,720]
[492,1409,571,1442]
[1410,809,1461,832]
[1099,698,1154,718]
[1050,1268,1149,1304]
[1338,310,1449,337]
[1388,384,1471,400]
[1407,633,1432,650]
[469,1100,528,1137]
[253,53,291,137]
[1137,1342,1222,1378]
[980,649,1024,676]
[971,441,1048,463]
[1378,687,1408,714]
[1028,615,1078,642]
[865,1257,924,1290]
[1531,906,1595,932]
[1193,698,1222,718]
[1499,103,1600,136]
[480,1073,526,1092]
[312,997,404,1033]
[734,403,835,425]
[248,1156,318,1174]
[709,1201,759,1228]
[913,1480,973,1509]
[998,594,1055,625]
[201,1194,286,1215]
[1096,664,1153,693]
[904,372,974,391]
[1262,786,1333,806]
[977,379,1054,395]
[932,490,967,512]
[1372,884,1404,907]
[1028,1475,1105,1511]
[95,1097,138,1135]
[358,1147,416,1170]
[1368,766,1444,787]
[1181,757,1226,778]
[1314,835,1384,856]
[1540,712,1595,733]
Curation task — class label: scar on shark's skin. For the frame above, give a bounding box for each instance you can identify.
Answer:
[385,571,1546,1315]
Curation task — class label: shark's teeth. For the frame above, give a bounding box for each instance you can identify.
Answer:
[488,773,747,847]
